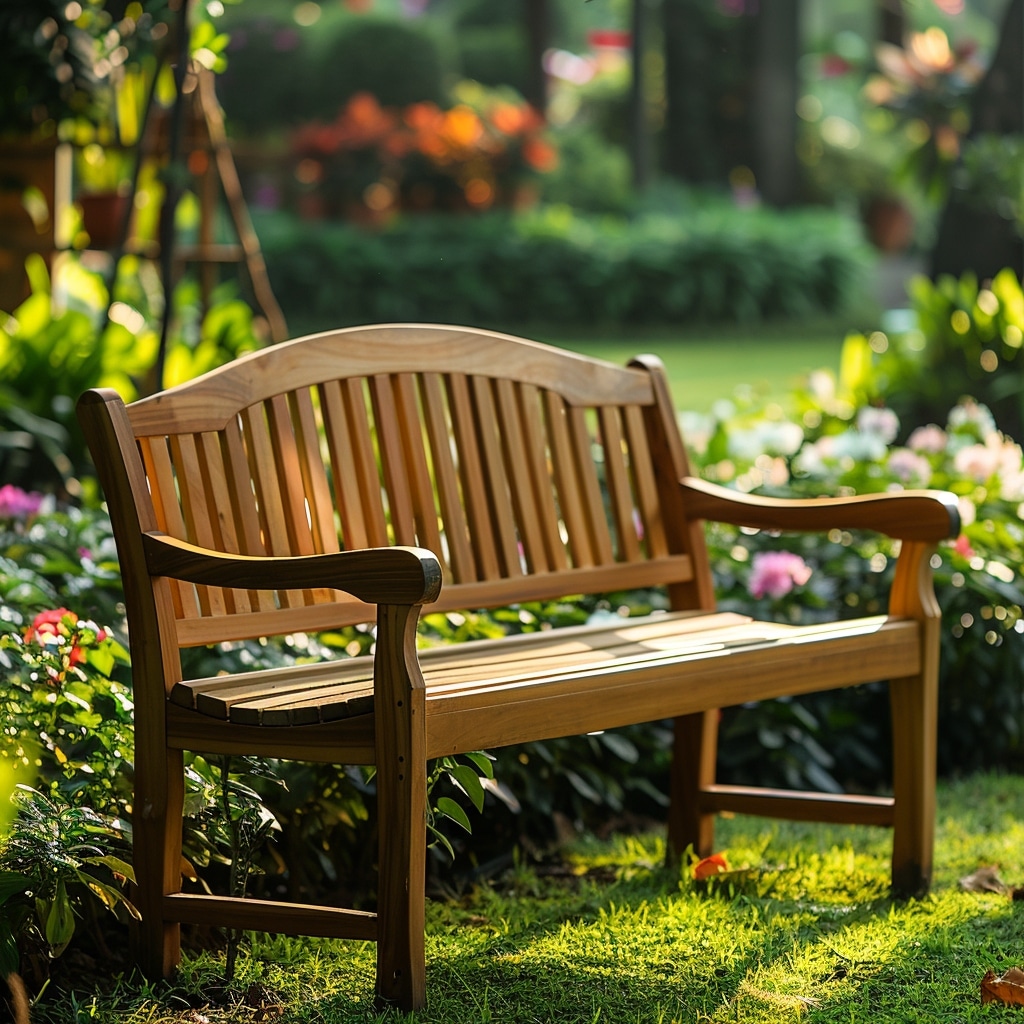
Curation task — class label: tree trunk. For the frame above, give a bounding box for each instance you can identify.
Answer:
[878,0,905,47]
[930,0,1023,280]
[629,0,652,190]
[523,0,548,114]
[751,0,801,206]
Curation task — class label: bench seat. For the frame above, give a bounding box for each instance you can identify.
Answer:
[171,611,920,751]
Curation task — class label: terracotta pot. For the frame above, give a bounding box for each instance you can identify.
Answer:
[79,191,130,249]
[864,197,915,253]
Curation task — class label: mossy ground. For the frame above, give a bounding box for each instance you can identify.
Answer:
[36,773,1024,1023]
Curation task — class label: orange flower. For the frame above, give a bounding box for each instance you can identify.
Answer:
[405,101,444,131]
[490,102,527,136]
[443,106,484,150]
[693,853,729,881]
[522,137,558,173]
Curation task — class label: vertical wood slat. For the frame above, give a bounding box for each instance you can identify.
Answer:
[446,374,500,581]
[370,375,416,547]
[139,436,192,619]
[622,404,669,559]
[494,378,549,574]
[420,374,475,582]
[340,378,391,549]
[568,405,615,565]
[195,432,250,615]
[170,433,224,616]
[290,387,339,604]
[240,404,304,609]
[265,393,316,557]
[221,417,276,613]
[543,391,594,569]
[598,406,641,563]
[319,380,371,552]
[393,374,443,558]
[471,376,522,578]
[290,388,340,555]
[517,384,568,573]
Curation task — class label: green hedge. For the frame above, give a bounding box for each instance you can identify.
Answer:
[254,204,873,334]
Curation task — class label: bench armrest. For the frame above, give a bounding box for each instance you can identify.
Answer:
[142,533,443,606]
[680,477,960,543]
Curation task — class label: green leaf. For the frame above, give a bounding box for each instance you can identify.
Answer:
[0,872,31,908]
[435,797,472,834]
[450,765,485,813]
[0,913,19,977]
[426,823,455,860]
[462,751,495,779]
[82,855,136,883]
[44,880,75,952]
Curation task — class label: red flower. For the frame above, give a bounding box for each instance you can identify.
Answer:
[24,608,108,667]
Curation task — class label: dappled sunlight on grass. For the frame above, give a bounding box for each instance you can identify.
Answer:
[41,775,1024,1023]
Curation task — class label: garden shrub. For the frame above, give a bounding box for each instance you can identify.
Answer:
[0,258,262,492]
[687,351,1024,785]
[310,17,450,116]
[255,202,871,334]
[217,16,315,133]
[456,24,532,98]
[865,268,1024,440]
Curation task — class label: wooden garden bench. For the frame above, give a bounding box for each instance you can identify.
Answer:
[77,324,958,1011]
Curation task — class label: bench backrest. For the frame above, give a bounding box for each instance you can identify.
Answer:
[81,325,715,651]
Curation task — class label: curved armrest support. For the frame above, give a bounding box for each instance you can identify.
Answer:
[680,477,960,543]
[142,533,443,606]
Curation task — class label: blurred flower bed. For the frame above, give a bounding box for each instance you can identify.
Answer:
[289,85,557,221]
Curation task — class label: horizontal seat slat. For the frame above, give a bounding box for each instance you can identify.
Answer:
[424,616,921,756]
[170,613,918,739]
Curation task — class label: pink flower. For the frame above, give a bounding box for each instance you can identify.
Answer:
[907,424,947,455]
[953,534,975,560]
[887,448,933,486]
[0,484,43,520]
[748,551,812,600]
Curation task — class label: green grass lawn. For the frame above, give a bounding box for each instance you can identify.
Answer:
[55,773,1024,1023]
[542,318,847,413]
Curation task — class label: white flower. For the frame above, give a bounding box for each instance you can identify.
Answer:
[947,399,997,440]
[856,406,900,444]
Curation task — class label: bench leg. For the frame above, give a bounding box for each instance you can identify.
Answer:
[374,603,428,1011]
[374,738,427,1010]
[666,710,719,866]
[889,669,937,897]
[133,746,185,979]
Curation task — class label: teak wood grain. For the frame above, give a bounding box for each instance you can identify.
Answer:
[77,322,960,1012]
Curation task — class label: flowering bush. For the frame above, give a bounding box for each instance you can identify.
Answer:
[865,26,985,201]
[289,84,557,220]
[687,352,1024,786]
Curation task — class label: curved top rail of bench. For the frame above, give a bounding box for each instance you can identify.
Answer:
[127,324,658,435]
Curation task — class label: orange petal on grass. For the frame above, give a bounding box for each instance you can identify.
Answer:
[693,853,729,880]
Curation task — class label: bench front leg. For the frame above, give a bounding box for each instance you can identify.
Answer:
[888,540,941,897]
[667,709,719,866]
[374,603,428,1011]
[134,739,185,978]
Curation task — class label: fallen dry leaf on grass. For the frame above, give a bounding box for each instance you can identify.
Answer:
[982,967,1024,1006]
[960,866,1010,895]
